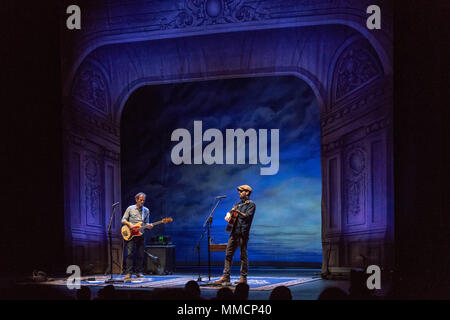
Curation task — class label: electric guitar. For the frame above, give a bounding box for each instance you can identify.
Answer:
[121,218,173,240]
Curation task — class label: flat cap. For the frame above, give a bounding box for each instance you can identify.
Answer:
[237,185,252,192]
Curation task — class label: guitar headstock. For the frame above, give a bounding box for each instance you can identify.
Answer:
[162,217,173,224]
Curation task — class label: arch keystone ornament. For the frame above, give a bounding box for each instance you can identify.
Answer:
[205,0,222,18]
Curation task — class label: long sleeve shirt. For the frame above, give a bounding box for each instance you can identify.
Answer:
[121,205,150,226]
[230,199,256,235]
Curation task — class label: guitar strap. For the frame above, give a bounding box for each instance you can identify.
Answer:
[237,200,250,208]
[234,200,250,213]
[140,206,147,224]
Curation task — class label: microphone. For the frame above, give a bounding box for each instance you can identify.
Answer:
[216,195,227,199]
[112,202,120,207]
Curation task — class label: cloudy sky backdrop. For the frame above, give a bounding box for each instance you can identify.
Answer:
[121,76,322,264]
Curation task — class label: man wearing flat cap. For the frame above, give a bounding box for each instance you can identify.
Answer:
[214,185,256,285]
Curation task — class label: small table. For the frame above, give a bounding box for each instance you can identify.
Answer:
[209,243,227,252]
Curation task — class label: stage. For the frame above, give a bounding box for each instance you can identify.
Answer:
[2,268,353,300]
[36,274,320,290]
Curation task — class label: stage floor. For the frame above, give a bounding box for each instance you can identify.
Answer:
[4,267,353,300]
[36,274,321,291]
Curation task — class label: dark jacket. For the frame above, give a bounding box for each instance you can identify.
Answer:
[231,200,256,236]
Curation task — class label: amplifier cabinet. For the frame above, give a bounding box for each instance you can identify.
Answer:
[145,245,176,274]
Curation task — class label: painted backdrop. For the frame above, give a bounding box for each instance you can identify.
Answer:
[121,75,322,264]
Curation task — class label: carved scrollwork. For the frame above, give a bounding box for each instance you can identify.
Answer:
[72,61,110,115]
[85,157,99,182]
[159,0,268,29]
[234,4,266,22]
[84,156,102,221]
[345,178,363,217]
[332,40,383,103]
[344,146,366,223]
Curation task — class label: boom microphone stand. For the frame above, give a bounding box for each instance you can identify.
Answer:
[196,196,226,285]
[105,202,124,284]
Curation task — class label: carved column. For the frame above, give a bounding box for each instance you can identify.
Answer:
[321,37,393,277]
[63,59,122,274]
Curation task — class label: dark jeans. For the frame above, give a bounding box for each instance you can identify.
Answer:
[125,236,145,274]
[222,233,249,278]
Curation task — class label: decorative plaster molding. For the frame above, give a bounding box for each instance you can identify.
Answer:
[84,155,102,223]
[332,39,383,105]
[321,79,391,131]
[63,0,393,100]
[102,149,120,161]
[72,60,111,116]
[64,127,120,164]
[322,116,391,155]
[365,117,391,135]
[65,106,120,139]
[159,0,269,29]
[322,139,343,154]
[343,144,366,224]
[64,131,87,147]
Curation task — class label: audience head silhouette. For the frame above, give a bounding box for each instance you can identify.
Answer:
[234,282,249,300]
[216,287,234,300]
[76,286,91,300]
[269,285,292,300]
[98,285,116,300]
[317,286,348,300]
[184,280,201,298]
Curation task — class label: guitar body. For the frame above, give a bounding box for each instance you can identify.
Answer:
[121,222,143,241]
[225,211,239,233]
[121,218,173,241]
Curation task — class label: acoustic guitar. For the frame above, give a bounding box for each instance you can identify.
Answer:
[225,206,246,233]
[121,217,173,240]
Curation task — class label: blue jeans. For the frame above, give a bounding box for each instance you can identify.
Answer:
[125,236,145,274]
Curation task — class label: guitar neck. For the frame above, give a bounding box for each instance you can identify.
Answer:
[139,220,164,230]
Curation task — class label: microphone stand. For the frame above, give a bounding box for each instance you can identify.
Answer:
[105,203,124,284]
[196,197,224,285]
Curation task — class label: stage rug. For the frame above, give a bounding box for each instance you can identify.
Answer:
[201,276,320,291]
[33,275,320,291]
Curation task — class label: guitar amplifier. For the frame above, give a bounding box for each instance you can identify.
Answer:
[149,235,171,245]
[145,245,175,274]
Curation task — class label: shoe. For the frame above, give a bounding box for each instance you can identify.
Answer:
[124,274,132,281]
[213,276,230,285]
[135,273,145,278]
[236,277,247,284]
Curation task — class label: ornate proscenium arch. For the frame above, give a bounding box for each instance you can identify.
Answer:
[61,0,393,276]
[61,0,392,96]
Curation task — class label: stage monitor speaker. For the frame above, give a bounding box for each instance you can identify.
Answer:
[145,245,175,274]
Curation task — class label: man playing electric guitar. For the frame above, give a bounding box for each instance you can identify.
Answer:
[121,192,153,280]
[214,185,256,285]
